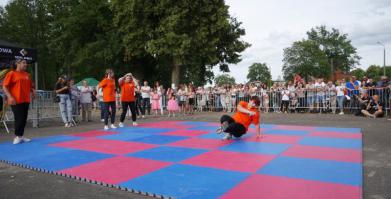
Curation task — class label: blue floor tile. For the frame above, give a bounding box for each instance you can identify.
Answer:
[121,164,249,199]
[263,129,309,136]
[220,141,291,155]
[127,146,208,162]
[98,132,150,141]
[314,127,361,133]
[131,135,188,145]
[22,150,113,171]
[299,137,362,149]
[258,156,362,186]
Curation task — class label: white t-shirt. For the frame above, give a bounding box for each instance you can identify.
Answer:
[315,82,326,96]
[141,86,151,98]
[80,86,92,103]
[282,90,290,101]
[306,84,315,97]
[336,85,345,96]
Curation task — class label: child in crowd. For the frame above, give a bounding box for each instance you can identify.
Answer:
[151,89,161,116]
[167,94,179,117]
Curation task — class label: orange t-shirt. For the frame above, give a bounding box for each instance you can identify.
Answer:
[3,70,32,104]
[232,101,260,130]
[120,81,135,102]
[98,78,116,102]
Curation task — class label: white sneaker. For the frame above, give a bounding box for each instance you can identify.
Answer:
[13,137,23,145]
[101,119,105,122]
[339,112,344,115]
[132,122,138,126]
[119,122,125,128]
[222,133,232,140]
[65,123,71,128]
[142,115,145,119]
[110,124,117,129]
[104,125,109,130]
[22,137,31,143]
[216,127,223,134]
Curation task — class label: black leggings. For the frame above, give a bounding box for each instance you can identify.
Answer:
[103,102,116,125]
[281,100,289,112]
[220,115,246,138]
[11,103,30,137]
[142,98,151,115]
[120,101,137,122]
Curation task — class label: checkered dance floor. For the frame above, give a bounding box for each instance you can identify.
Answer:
[0,121,362,199]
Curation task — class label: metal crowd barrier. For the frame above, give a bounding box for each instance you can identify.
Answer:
[2,88,389,133]
[192,88,390,117]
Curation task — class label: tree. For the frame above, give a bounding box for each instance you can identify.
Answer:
[307,26,360,72]
[214,74,235,86]
[111,0,250,86]
[247,63,272,85]
[0,0,57,89]
[364,65,391,82]
[47,0,123,81]
[350,68,365,80]
[282,40,329,81]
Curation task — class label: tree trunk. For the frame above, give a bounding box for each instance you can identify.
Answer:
[171,57,181,87]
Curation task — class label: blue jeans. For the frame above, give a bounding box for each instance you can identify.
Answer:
[58,94,73,124]
[307,96,314,106]
[337,96,345,112]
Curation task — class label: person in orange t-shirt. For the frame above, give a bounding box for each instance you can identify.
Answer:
[97,69,117,130]
[217,96,261,140]
[3,59,35,144]
[118,73,138,127]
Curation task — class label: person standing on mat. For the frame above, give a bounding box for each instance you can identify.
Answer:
[217,96,261,140]
[118,73,138,127]
[97,69,117,130]
[3,59,35,144]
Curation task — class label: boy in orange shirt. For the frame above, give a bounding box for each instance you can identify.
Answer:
[217,96,261,140]
[3,59,35,144]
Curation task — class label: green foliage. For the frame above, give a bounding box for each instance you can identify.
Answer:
[0,0,57,89]
[247,63,272,85]
[214,74,235,86]
[365,65,391,81]
[111,0,250,85]
[283,26,360,81]
[283,40,329,81]
[0,0,249,88]
[350,68,365,80]
[307,26,360,72]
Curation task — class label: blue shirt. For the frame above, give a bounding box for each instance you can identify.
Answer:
[346,81,359,96]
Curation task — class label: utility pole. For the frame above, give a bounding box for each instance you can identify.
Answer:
[377,42,386,76]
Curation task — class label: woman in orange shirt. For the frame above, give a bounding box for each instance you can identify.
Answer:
[217,96,262,140]
[118,73,137,127]
[97,69,117,130]
[3,59,35,144]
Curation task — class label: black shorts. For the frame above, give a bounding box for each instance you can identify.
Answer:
[220,115,246,138]
[189,98,195,105]
[179,101,186,106]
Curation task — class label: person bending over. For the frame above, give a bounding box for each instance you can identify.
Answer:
[361,95,383,118]
[217,96,261,140]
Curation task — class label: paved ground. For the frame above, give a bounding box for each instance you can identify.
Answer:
[0,112,390,199]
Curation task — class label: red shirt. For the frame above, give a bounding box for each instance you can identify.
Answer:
[3,70,32,104]
[98,78,116,102]
[120,81,135,102]
[232,101,260,130]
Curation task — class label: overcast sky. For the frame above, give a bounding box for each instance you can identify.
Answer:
[1,0,390,82]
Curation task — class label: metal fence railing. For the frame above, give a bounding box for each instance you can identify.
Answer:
[189,88,390,116]
[1,88,389,133]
